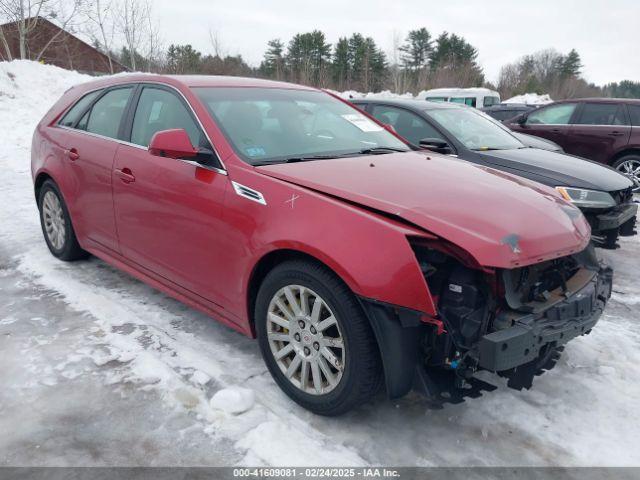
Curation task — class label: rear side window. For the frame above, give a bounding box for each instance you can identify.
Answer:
[483,96,500,107]
[58,90,101,127]
[371,105,444,145]
[450,97,477,107]
[79,87,134,139]
[130,87,204,147]
[575,103,627,126]
[526,103,577,125]
[628,105,640,126]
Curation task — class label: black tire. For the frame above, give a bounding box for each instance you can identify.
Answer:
[38,180,88,261]
[612,154,640,192]
[255,259,383,416]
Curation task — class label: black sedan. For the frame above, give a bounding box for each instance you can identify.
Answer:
[351,99,637,248]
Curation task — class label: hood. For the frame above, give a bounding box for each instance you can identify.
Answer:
[511,132,562,152]
[477,147,632,192]
[258,151,590,269]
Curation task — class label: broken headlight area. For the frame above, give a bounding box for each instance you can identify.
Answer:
[409,239,612,400]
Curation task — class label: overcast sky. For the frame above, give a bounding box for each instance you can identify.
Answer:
[152,0,638,86]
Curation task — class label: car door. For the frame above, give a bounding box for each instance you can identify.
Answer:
[566,102,631,163]
[60,86,135,253]
[511,102,578,148]
[112,84,229,305]
[369,104,447,147]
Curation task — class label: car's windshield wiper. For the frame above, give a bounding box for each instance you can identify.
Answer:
[253,154,339,166]
[357,146,409,155]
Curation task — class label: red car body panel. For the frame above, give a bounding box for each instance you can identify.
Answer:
[31,74,590,339]
[258,152,590,268]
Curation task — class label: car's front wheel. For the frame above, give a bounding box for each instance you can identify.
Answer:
[255,260,382,416]
[38,180,87,261]
[613,155,640,193]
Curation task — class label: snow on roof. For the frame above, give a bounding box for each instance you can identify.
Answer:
[416,87,500,99]
[504,93,553,105]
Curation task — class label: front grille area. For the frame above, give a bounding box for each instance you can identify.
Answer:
[611,186,634,205]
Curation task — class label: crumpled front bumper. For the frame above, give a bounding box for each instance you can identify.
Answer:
[588,202,637,241]
[477,264,613,372]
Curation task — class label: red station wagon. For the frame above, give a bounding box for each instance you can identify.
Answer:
[32,75,613,415]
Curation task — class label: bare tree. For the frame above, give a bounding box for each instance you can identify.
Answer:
[34,0,82,61]
[85,0,115,73]
[0,0,53,59]
[143,5,161,71]
[208,26,225,58]
[116,0,149,70]
[0,24,12,59]
[388,30,409,94]
[0,0,83,61]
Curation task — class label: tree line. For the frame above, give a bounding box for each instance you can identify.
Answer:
[1,0,639,100]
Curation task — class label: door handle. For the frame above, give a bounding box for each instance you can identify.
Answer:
[115,168,135,184]
[609,131,624,137]
[551,128,561,133]
[66,148,79,161]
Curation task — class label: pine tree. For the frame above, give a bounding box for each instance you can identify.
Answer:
[286,31,331,86]
[399,28,432,70]
[165,44,202,74]
[332,37,351,89]
[260,39,285,79]
[560,49,582,77]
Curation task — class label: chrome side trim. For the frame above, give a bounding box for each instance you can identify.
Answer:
[231,181,266,205]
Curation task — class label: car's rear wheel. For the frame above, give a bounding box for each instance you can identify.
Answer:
[38,180,87,261]
[613,155,640,193]
[255,260,382,416]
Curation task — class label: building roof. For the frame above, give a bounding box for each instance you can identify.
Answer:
[0,16,127,74]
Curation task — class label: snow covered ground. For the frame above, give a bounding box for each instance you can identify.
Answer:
[1,60,639,467]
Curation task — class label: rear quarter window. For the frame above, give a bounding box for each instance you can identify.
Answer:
[575,103,627,126]
[78,87,134,139]
[58,90,102,127]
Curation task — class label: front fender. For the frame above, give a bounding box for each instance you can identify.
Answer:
[223,165,438,324]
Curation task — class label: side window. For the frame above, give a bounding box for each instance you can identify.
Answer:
[483,96,500,107]
[628,105,640,126]
[526,103,577,125]
[575,103,627,126]
[80,87,134,139]
[131,87,204,148]
[371,105,443,145]
[58,90,102,127]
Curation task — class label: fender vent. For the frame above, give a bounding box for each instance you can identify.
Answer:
[231,181,266,205]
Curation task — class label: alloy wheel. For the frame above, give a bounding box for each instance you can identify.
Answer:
[266,285,345,395]
[42,190,66,250]
[616,158,640,193]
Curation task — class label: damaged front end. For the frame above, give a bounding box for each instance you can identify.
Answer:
[360,238,613,403]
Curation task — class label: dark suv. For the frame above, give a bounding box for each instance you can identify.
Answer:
[507,98,640,192]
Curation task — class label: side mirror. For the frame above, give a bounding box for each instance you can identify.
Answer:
[149,129,198,159]
[517,114,527,125]
[419,137,452,154]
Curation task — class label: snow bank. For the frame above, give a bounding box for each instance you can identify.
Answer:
[338,89,414,100]
[504,93,553,105]
[0,60,92,113]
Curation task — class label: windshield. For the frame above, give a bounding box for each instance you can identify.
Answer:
[193,87,409,164]
[426,107,524,151]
